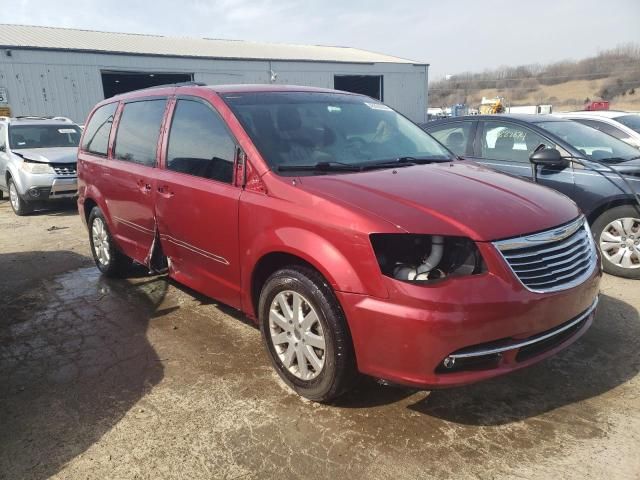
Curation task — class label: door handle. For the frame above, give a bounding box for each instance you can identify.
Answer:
[157,185,175,198]
[137,180,152,194]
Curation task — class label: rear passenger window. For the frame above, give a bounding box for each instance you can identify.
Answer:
[82,102,117,156]
[427,122,472,156]
[166,99,235,184]
[114,99,166,166]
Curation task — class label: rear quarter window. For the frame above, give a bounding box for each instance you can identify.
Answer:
[81,102,117,156]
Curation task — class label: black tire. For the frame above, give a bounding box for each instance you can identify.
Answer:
[259,266,357,402]
[0,189,4,200]
[88,206,132,277]
[592,205,640,279]
[8,177,33,216]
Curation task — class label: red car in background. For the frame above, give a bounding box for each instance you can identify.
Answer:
[77,84,600,401]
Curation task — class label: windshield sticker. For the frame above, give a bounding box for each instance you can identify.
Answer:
[365,102,392,111]
[327,106,342,113]
[58,128,76,134]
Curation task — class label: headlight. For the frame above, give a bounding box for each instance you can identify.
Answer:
[21,161,55,174]
[370,234,485,283]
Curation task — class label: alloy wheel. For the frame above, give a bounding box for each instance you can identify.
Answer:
[91,217,111,266]
[599,217,640,269]
[268,290,326,380]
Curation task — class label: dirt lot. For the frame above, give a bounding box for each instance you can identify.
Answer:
[0,199,639,480]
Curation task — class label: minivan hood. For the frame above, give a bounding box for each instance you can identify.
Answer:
[297,161,581,241]
[12,147,77,164]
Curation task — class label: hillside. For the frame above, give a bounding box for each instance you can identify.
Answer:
[428,45,640,111]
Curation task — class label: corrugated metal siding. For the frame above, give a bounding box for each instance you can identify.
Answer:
[0,49,427,123]
[0,24,420,64]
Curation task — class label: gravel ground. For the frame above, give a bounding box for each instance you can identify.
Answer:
[0,199,638,480]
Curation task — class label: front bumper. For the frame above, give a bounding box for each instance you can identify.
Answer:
[16,170,77,201]
[337,243,601,389]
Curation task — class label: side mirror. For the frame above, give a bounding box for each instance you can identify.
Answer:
[529,148,568,168]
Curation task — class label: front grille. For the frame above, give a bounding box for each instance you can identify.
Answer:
[52,163,77,176]
[494,217,597,293]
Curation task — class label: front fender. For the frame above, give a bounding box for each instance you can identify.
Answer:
[6,163,26,195]
[241,224,388,317]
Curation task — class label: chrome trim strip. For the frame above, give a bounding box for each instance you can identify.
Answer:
[159,234,229,265]
[113,216,155,235]
[495,216,586,251]
[449,297,598,359]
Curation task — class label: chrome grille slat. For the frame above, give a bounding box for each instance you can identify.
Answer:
[510,242,590,269]
[503,232,585,259]
[512,248,591,274]
[526,266,591,287]
[518,257,592,281]
[493,217,597,293]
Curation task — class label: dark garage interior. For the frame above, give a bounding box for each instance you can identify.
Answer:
[101,71,194,98]
[334,75,383,100]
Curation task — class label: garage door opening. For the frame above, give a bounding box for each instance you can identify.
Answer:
[101,71,194,98]
[334,75,383,100]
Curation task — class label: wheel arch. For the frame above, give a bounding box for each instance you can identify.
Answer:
[586,195,640,225]
[250,251,329,320]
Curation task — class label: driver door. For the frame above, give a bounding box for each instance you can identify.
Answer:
[471,119,576,199]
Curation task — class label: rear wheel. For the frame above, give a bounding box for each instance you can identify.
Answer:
[259,266,356,402]
[88,207,132,277]
[8,178,32,216]
[592,205,640,279]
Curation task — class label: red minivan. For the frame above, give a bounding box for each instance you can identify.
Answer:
[78,84,601,401]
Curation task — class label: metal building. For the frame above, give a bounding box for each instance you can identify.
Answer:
[0,24,428,124]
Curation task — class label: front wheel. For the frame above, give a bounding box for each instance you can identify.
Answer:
[592,205,640,279]
[8,178,32,216]
[88,207,132,277]
[259,266,356,402]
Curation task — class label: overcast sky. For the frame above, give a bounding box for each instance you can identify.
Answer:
[6,0,640,79]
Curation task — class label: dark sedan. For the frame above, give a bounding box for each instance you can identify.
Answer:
[422,114,640,279]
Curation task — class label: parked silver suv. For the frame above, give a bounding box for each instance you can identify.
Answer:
[0,116,82,215]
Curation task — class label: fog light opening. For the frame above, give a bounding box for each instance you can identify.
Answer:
[28,188,40,197]
[443,357,456,369]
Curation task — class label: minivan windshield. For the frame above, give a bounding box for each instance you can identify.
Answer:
[9,124,82,150]
[222,92,453,173]
[537,120,640,162]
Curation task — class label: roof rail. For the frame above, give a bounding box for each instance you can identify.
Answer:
[14,115,74,123]
[16,115,51,120]
[127,81,207,93]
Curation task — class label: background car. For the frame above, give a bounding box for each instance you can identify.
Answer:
[0,116,82,215]
[554,111,640,149]
[422,114,640,279]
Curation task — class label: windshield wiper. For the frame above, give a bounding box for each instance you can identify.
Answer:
[360,156,453,170]
[276,161,362,172]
